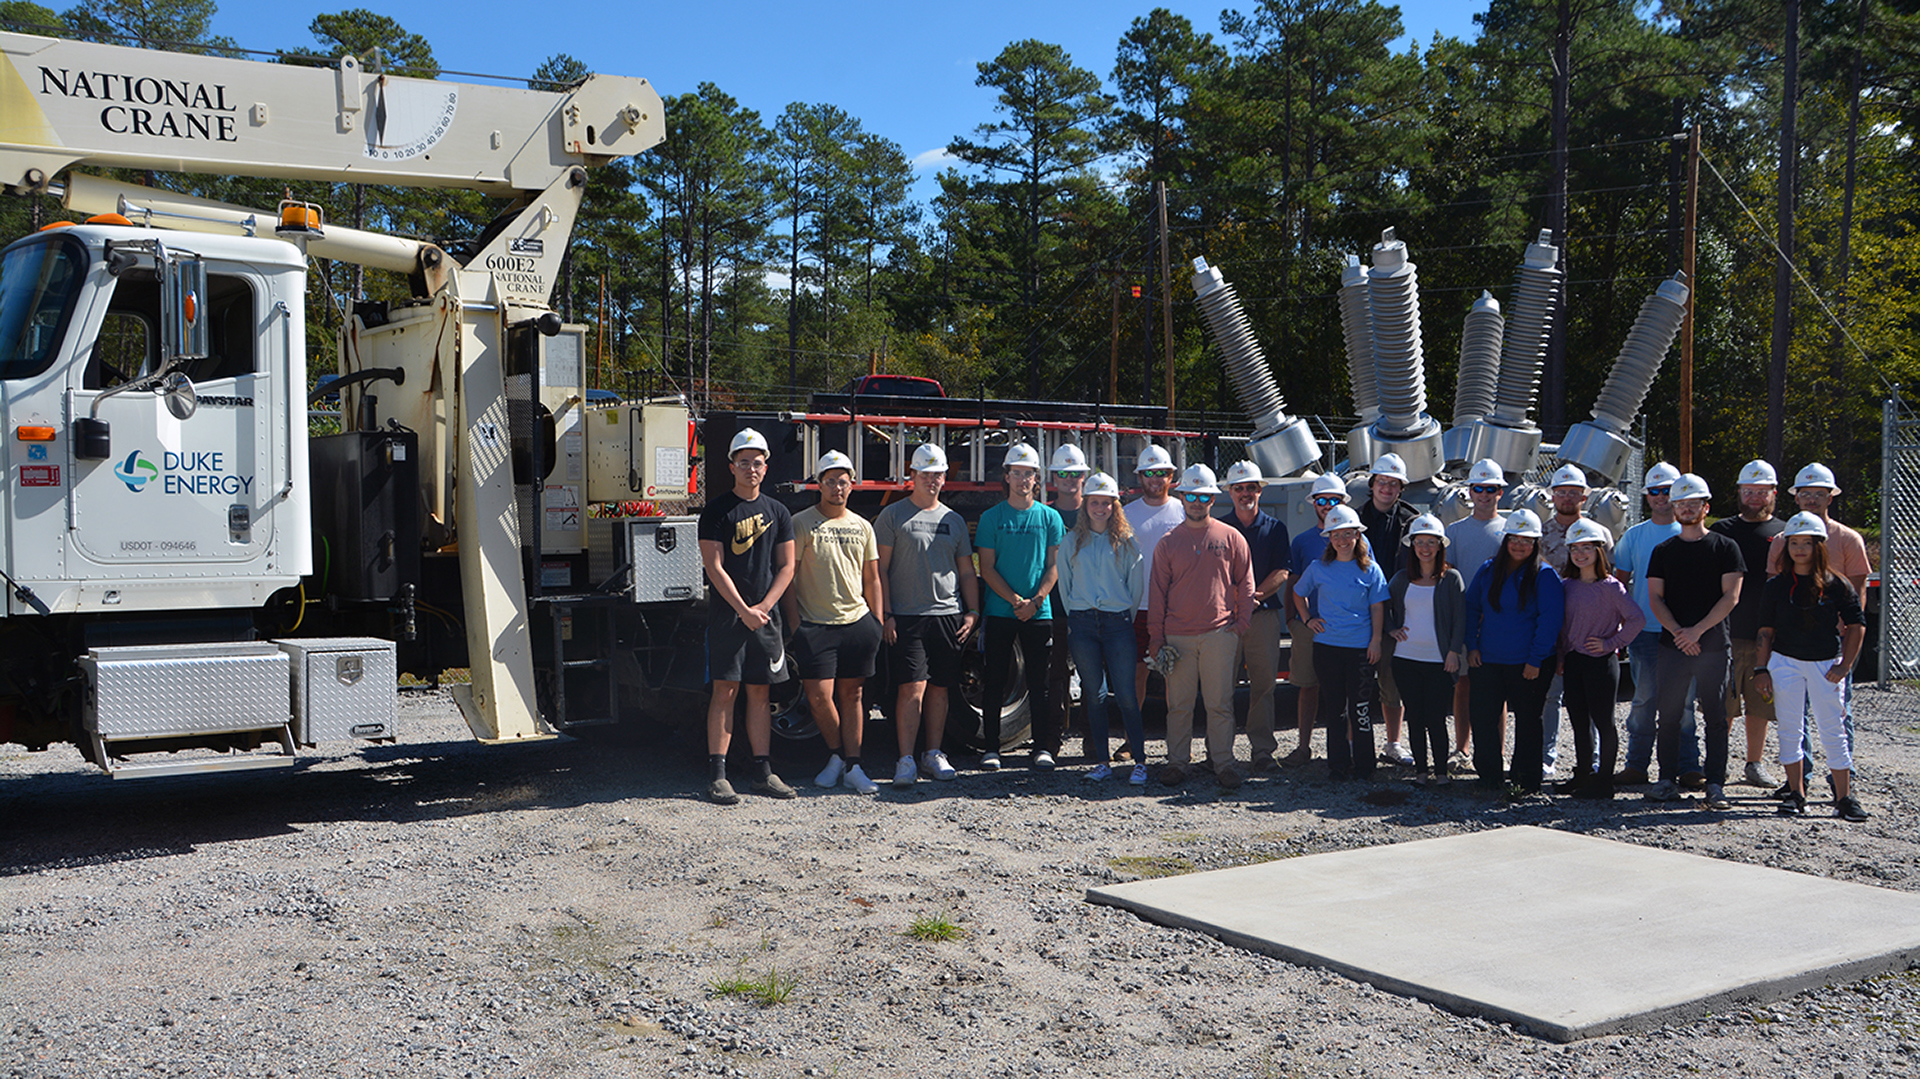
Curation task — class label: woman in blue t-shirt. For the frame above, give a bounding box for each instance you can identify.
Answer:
[1464,509,1566,794]
[1290,504,1389,780]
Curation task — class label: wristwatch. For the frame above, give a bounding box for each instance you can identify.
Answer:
[1754,668,1770,676]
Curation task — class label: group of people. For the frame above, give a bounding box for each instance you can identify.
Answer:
[694,427,1870,823]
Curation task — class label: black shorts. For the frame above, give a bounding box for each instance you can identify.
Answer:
[708,608,790,685]
[890,613,964,689]
[793,617,882,681]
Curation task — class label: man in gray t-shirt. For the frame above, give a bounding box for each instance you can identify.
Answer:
[1444,460,1508,763]
[874,500,972,616]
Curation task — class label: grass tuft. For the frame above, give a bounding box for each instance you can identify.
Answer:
[1108,854,1196,878]
[709,965,797,1006]
[906,911,965,942]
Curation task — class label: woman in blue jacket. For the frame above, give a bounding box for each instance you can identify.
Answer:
[1464,509,1565,793]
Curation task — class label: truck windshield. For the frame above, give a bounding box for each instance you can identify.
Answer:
[0,236,86,380]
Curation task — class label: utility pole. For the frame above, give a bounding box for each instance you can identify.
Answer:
[1157,181,1175,414]
[1767,0,1800,463]
[1679,125,1699,472]
[1109,264,1121,405]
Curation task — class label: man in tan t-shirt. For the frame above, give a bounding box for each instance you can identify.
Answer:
[783,450,884,794]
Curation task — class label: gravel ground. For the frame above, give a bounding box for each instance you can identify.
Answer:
[5,683,1920,1078]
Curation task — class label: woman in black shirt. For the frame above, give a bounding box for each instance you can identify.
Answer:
[1755,512,1866,820]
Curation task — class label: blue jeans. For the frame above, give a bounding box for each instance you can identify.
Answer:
[1623,632,1698,774]
[1068,609,1145,764]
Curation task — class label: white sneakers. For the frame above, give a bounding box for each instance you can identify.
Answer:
[921,749,957,781]
[893,755,918,787]
[980,752,1002,772]
[815,754,847,788]
[1032,750,1057,770]
[843,764,879,795]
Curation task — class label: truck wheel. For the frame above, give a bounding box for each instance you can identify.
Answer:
[946,645,1031,753]
[769,680,820,743]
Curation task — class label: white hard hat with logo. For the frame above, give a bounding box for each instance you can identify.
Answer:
[910,443,949,473]
[1549,464,1590,490]
[1781,511,1829,539]
[1321,504,1364,534]
[1049,443,1090,473]
[1175,463,1220,494]
[1223,460,1265,486]
[816,450,855,477]
[1003,442,1042,470]
[1644,461,1682,489]
[1403,514,1448,545]
[1083,472,1120,499]
[1136,444,1174,473]
[1669,473,1712,502]
[1466,459,1506,487]
[1738,459,1779,486]
[1309,473,1351,502]
[1792,462,1839,493]
[1565,517,1612,548]
[1370,453,1409,483]
[1501,508,1544,538]
[729,427,770,458]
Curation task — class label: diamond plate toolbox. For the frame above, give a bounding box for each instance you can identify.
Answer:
[80,642,290,739]
[587,515,704,602]
[275,638,398,744]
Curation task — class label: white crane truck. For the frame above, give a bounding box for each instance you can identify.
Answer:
[0,30,703,776]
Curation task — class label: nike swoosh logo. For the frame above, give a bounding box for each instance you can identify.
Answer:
[731,537,754,555]
[767,649,785,675]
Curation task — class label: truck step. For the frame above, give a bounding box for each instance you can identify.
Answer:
[101,749,300,780]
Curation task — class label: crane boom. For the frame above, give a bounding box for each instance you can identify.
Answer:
[0,30,664,197]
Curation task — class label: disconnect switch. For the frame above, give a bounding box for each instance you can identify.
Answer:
[229,503,251,544]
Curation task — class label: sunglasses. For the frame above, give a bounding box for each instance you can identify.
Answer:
[1230,483,1262,493]
[1470,484,1502,494]
[1181,492,1213,503]
[1053,470,1085,479]
[1312,496,1343,507]
[1646,486,1672,497]
[1141,469,1175,479]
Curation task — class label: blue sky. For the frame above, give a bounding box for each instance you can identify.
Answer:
[212,0,1486,203]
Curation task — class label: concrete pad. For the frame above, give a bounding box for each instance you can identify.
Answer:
[1087,825,1920,1041]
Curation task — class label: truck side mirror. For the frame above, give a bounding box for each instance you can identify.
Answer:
[160,371,197,420]
[162,254,210,362]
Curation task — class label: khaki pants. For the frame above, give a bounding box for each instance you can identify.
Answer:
[1725,638,1775,721]
[1238,609,1284,757]
[1166,629,1242,769]
[1286,619,1319,688]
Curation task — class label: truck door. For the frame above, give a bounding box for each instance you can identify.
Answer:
[67,266,275,568]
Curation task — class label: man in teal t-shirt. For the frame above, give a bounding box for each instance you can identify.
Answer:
[976,443,1065,770]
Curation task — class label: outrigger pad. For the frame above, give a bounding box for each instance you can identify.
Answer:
[1088,825,1920,1041]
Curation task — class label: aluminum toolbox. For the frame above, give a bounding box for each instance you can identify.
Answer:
[80,642,290,738]
[586,515,704,602]
[274,638,398,744]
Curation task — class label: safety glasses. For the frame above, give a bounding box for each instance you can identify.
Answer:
[1312,496,1343,507]
[1470,484,1502,494]
[1181,492,1213,503]
[1140,469,1175,479]
[1646,486,1672,497]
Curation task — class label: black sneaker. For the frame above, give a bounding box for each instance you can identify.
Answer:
[1770,781,1795,801]
[1776,793,1807,817]
[1835,794,1869,822]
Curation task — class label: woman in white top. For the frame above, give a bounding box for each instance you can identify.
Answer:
[1384,515,1467,782]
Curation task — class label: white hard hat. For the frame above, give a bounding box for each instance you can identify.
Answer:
[1549,464,1590,490]
[1791,462,1839,493]
[910,443,949,473]
[1502,508,1544,538]
[1737,459,1779,486]
[1175,463,1220,494]
[1669,472,1712,502]
[1136,444,1174,473]
[1370,453,1409,483]
[1083,471,1120,499]
[1049,443,1090,473]
[1781,511,1829,539]
[1403,513,1448,545]
[1565,517,1612,548]
[729,427,770,458]
[1309,474,1351,502]
[1466,459,1507,487]
[1222,460,1265,486]
[1321,504,1364,534]
[1644,461,1682,489]
[1003,442,1042,470]
[816,450,855,477]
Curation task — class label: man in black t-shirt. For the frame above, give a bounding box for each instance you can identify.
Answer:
[1710,459,1787,787]
[1360,453,1419,766]
[696,427,797,805]
[1646,473,1746,808]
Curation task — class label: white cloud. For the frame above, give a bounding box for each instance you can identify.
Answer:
[912,147,956,172]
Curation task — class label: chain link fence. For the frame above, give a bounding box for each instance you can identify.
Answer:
[1880,391,1920,687]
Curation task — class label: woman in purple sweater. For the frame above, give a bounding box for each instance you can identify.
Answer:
[1557,519,1645,799]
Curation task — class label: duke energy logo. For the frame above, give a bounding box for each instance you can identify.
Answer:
[114,449,158,492]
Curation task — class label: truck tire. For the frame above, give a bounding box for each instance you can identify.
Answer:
[945,644,1031,753]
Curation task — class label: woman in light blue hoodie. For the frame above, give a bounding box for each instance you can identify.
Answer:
[1056,473,1148,785]
[1464,509,1565,794]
